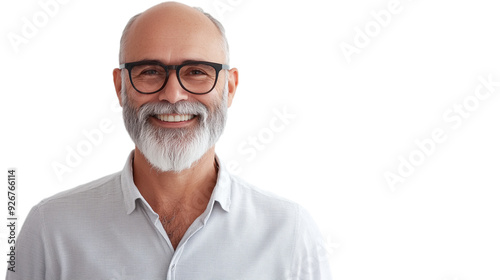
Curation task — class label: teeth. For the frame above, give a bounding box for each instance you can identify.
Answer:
[156,114,195,122]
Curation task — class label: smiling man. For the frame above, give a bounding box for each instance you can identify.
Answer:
[7,2,332,280]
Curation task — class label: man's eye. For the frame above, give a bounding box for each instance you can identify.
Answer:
[188,69,207,75]
[141,69,160,75]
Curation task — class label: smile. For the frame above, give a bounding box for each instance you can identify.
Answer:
[155,114,195,122]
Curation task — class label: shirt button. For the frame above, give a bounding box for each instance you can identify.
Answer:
[171,263,176,271]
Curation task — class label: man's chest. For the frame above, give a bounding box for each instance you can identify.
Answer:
[158,206,203,249]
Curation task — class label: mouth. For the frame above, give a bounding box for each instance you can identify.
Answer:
[154,114,196,123]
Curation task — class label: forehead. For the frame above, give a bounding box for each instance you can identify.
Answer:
[124,6,224,64]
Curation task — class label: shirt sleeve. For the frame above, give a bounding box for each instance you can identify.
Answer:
[6,205,48,280]
[287,205,333,280]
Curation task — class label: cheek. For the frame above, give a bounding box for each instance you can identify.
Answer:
[126,87,158,107]
[189,93,218,110]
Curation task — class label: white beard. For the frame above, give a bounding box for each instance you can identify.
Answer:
[121,86,227,172]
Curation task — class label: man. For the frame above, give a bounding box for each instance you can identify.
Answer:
[7,2,332,279]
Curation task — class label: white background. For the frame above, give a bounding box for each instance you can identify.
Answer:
[2,0,500,279]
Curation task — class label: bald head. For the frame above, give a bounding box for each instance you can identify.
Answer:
[119,2,229,65]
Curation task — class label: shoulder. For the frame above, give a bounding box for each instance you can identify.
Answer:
[226,173,326,236]
[229,173,301,213]
[34,171,123,217]
[225,173,319,233]
[42,172,120,202]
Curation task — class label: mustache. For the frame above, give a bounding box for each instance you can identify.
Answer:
[136,100,209,122]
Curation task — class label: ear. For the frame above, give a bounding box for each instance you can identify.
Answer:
[113,68,123,107]
[226,68,239,108]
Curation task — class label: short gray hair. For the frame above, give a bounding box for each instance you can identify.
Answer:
[118,5,230,65]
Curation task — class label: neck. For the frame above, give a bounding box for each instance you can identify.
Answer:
[132,147,218,211]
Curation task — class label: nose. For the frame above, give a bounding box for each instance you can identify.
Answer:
[157,71,189,103]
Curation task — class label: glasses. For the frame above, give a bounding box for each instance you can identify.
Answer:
[120,60,230,95]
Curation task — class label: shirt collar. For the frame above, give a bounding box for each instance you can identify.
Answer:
[120,151,232,215]
[211,155,232,212]
[121,151,143,215]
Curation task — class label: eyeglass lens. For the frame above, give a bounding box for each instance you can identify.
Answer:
[130,63,217,94]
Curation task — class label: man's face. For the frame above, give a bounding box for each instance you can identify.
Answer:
[113,3,237,172]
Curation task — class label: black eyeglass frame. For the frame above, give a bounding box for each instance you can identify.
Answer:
[119,60,230,95]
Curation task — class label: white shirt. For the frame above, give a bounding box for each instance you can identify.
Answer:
[7,152,332,280]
